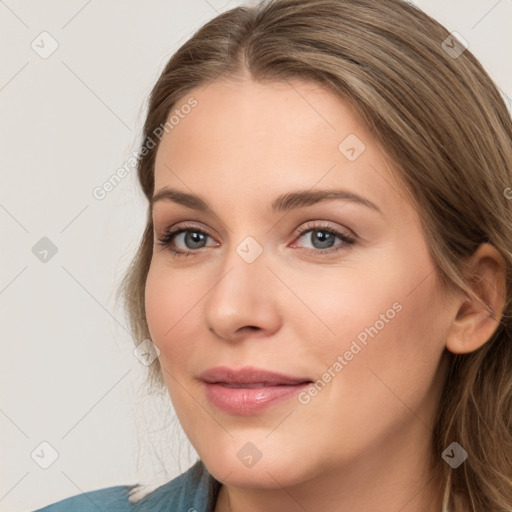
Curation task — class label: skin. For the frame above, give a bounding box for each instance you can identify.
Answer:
[145,75,505,512]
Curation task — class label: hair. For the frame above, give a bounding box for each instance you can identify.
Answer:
[116,0,512,510]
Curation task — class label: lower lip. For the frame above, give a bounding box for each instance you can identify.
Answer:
[203,382,310,415]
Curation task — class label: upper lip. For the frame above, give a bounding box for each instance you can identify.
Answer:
[198,366,312,386]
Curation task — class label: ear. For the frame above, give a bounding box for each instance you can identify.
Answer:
[445,243,507,354]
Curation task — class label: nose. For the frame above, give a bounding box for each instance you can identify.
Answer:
[203,242,281,343]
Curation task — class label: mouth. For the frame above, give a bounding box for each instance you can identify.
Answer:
[198,366,313,415]
[198,365,312,385]
[214,382,308,388]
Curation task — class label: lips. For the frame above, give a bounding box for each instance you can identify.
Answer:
[198,366,311,386]
[217,382,279,389]
[198,366,312,415]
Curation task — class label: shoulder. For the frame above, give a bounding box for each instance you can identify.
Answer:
[30,460,221,512]
[132,459,221,512]
[31,484,133,512]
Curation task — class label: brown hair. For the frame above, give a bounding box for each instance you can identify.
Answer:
[117,0,512,509]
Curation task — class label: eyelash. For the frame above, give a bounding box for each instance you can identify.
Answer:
[155,221,356,258]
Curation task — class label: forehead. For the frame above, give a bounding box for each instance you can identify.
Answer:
[153,77,407,217]
[156,77,363,170]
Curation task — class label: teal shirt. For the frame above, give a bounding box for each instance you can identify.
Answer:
[32,460,221,512]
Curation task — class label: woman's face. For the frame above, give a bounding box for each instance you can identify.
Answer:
[145,77,454,492]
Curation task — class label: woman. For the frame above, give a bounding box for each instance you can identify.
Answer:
[32,0,512,511]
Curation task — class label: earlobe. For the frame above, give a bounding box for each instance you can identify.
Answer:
[445,243,506,355]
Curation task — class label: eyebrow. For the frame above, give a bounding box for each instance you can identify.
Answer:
[150,187,382,215]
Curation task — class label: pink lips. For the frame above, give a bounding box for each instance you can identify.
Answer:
[198,366,312,415]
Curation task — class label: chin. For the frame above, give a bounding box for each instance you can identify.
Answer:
[201,448,315,490]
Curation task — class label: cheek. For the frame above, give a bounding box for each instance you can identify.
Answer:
[364,275,448,373]
[144,265,170,345]
[144,264,201,370]
[285,258,405,355]
[290,241,447,392]
[145,265,211,439]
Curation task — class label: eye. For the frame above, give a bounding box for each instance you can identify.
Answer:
[291,222,356,255]
[156,224,218,258]
[155,221,356,259]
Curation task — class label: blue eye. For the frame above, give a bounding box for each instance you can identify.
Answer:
[156,222,356,258]
[292,224,355,255]
[156,226,216,257]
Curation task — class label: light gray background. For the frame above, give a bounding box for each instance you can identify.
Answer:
[1,1,510,511]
